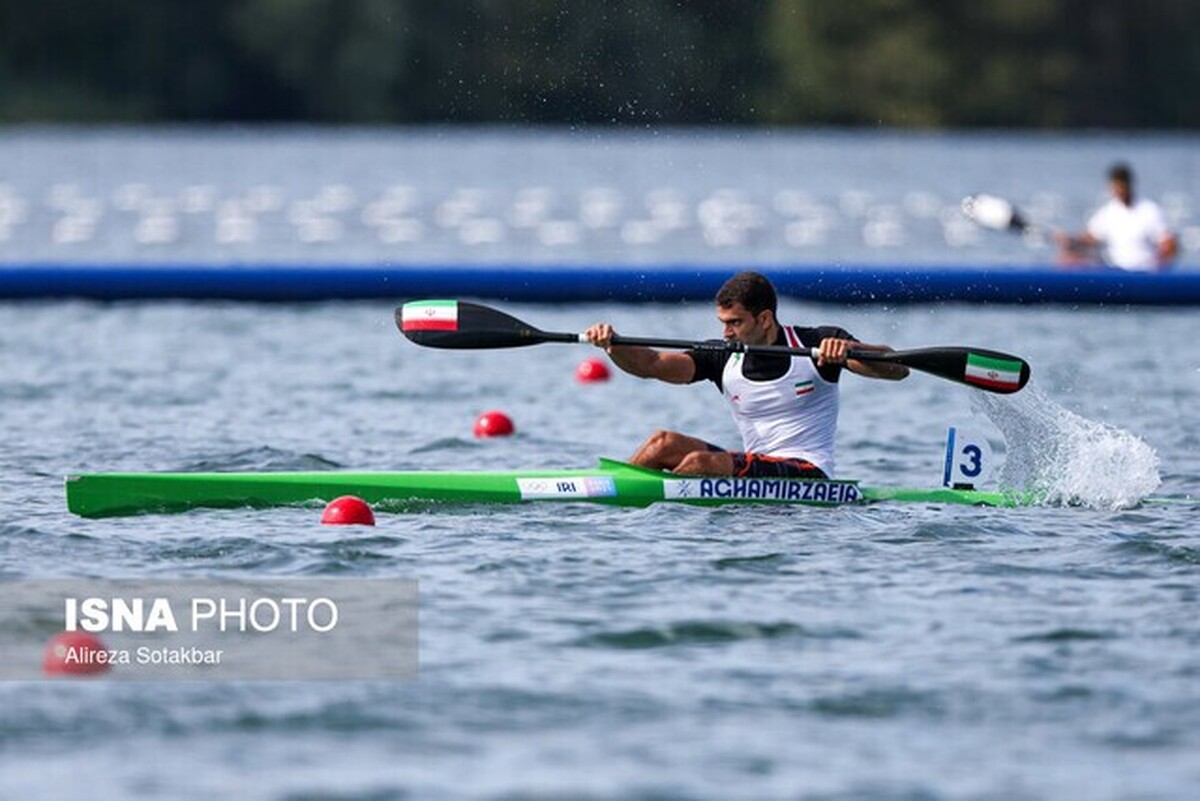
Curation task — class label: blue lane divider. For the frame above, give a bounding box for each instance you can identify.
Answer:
[2,263,1199,304]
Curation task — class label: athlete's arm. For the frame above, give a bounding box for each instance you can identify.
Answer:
[584,323,696,384]
[1054,230,1100,254]
[816,338,908,381]
[1157,232,1179,267]
[1053,206,1105,264]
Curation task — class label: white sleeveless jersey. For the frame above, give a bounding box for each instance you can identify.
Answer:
[720,326,840,476]
[1086,198,1171,271]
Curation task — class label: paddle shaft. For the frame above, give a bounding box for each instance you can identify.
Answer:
[531,328,952,371]
[575,332,881,363]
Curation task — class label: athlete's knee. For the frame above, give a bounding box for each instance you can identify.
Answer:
[674,450,730,476]
[641,429,682,455]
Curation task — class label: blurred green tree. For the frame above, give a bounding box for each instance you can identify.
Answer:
[0,0,1196,127]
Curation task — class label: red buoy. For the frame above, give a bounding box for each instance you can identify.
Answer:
[576,358,611,383]
[43,631,112,676]
[474,410,515,438]
[321,495,376,526]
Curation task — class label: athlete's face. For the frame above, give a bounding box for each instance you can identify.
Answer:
[1110,178,1132,205]
[717,302,774,345]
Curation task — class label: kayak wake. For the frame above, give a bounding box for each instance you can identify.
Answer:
[971,385,1161,510]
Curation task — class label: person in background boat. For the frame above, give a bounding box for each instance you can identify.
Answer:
[584,271,907,479]
[1054,163,1178,271]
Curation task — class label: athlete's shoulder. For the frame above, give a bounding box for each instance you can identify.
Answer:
[686,340,731,386]
[785,324,856,347]
[1135,199,1170,224]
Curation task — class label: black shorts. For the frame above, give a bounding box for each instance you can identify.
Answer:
[729,452,828,479]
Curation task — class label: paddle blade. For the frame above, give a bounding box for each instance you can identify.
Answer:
[397,300,557,349]
[880,347,1031,394]
[962,194,1023,232]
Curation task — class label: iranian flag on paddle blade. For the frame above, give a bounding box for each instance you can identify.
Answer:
[402,300,458,331]
[964,353,1023,391]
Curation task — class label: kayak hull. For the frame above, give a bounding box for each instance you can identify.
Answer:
[65,458,1027,518]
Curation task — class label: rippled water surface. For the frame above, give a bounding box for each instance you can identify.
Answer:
[2,298,1198,800]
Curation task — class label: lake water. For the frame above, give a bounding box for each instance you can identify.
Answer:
[1,129,1199,800]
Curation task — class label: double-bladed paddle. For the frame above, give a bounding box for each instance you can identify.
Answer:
[961,194,1106,266]
[396,300,1031,394]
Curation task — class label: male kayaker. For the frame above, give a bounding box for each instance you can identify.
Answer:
[1054,163,1178,271]
[584,271,907,479]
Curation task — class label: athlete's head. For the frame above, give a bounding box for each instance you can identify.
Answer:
[715,271,778,344]
[717,271,777,316]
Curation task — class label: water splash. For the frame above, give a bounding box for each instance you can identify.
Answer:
[971,386,1160,509]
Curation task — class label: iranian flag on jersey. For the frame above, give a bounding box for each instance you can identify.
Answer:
[964,353,1023,391]
[401,300,458,331]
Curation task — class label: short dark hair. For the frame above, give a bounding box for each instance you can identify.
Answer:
[716,271,777,315]
[1108,163,1133,184]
